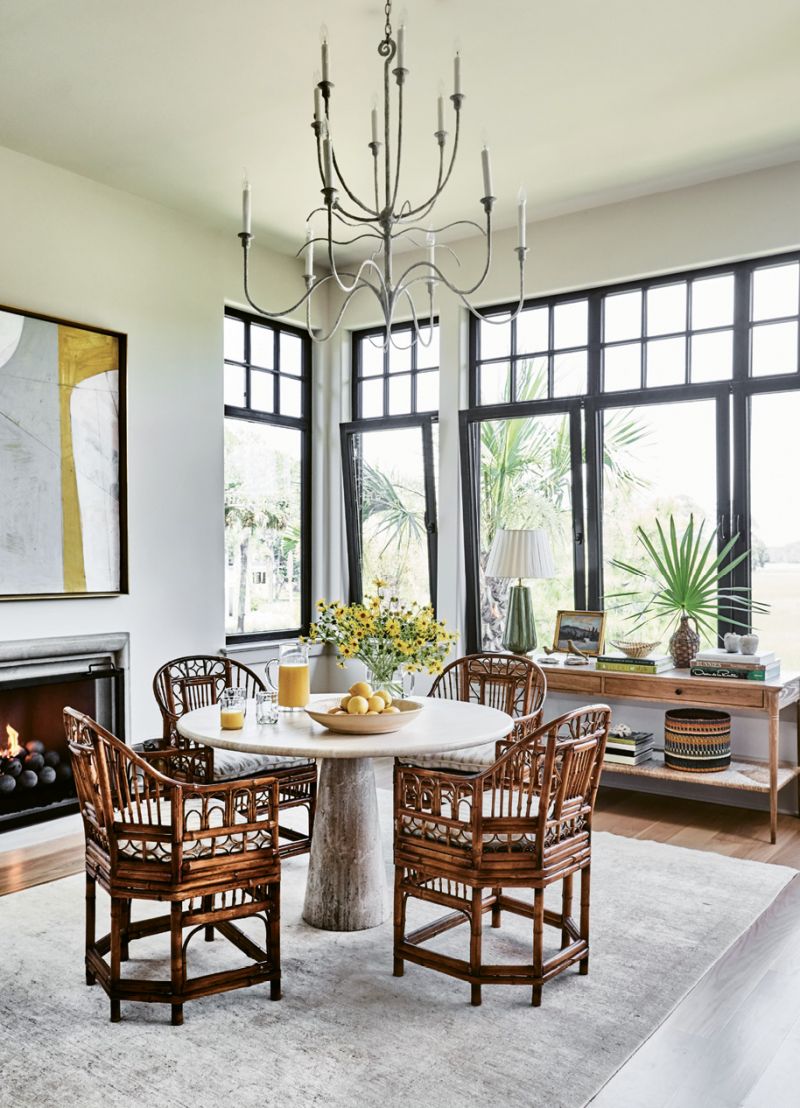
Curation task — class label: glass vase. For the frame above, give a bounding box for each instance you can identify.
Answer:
[363,661,414,700]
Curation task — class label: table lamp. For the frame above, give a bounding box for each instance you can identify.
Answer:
[485,529,555,653]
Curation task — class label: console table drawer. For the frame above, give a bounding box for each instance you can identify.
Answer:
[601,675,765,709]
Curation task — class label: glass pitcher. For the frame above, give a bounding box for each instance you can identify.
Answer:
[266,642,310,711]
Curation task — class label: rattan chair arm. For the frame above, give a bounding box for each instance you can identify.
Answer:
[494,708,544,758]
[136,743,212,781]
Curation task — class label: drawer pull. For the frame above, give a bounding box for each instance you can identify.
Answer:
[674,687,683,696]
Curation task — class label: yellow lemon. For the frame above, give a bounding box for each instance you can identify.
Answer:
[347,695,369,715]
[366,695,385,713]
[366,710,380,715]
[376,689,392,707]
[339,695,352,710]
[349,681,373,699]
[328,706,344,715]
[384,705,400,714]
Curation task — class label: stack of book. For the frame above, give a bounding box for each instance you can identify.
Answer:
[604,730,655,766]
[595,653,673,675]
[690,649,781,682]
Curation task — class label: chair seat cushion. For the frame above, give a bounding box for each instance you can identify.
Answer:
[211,748,313,781]
[402,741,498,772]
[398,793,541,854]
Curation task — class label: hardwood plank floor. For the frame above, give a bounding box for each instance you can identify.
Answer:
[2,780,799,1107]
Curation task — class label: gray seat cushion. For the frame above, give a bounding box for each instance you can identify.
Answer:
[404,740,498,772]
[211,748,314,781]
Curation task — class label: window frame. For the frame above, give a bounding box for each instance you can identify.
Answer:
[352,317,439,420]
[462,250,800,653]
[224,306,312,644]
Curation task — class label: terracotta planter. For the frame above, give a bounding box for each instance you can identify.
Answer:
[669,616,700,669]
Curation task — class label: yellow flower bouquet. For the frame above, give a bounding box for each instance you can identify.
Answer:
[305,580,457,695]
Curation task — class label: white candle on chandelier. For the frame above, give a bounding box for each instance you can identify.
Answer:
[305,224,314,278]
[314,84,323,124]
[397,24,405,68]
[322,136,334,188]
[436,94,445,133]
[517,187,527,249]
[371,103,379,145]
[454,51,462,96]
[481,145,493,198]
[427,230,436,273]
[321,30,330,83]
[242,177,251,235]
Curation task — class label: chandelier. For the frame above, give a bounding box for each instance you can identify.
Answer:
[238,0,527,345]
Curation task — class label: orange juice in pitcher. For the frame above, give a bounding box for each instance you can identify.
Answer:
[266,643,310,710]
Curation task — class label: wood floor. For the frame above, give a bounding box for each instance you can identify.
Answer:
[3,784,799,1106]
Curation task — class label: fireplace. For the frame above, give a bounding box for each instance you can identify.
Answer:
[0,634,128,831]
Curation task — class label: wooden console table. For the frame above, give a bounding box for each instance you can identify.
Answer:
[542,665,800,843]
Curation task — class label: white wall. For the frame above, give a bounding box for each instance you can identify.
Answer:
[0,144,304,739]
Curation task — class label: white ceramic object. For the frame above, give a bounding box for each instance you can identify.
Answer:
[304,698,422,735]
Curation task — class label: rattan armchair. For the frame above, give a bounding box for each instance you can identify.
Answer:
[393,704,611,1006]
[65,708,282,1025]
[410,652,547,772]
[152,654,316,858]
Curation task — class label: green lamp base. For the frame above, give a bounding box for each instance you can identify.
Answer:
[502,582,537,654]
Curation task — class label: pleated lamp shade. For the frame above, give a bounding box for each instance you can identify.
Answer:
[485,529,555,580]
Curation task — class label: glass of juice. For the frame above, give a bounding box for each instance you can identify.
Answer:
[220,687,247,729]
[266,642,310,711]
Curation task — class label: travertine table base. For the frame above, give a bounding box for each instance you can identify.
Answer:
[177,695,512,931]
[302,758,388,931]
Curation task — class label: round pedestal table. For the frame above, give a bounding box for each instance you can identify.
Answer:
[177,696,512,932]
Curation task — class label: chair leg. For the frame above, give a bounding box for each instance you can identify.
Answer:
[85,873,96,986]
[579,863,591,976]
[170,901,184,1026]
[561,872,574,951]
[203,895,214,942]
[531,887,544,1007]
[269,883,281,1000]
[491,886,502,928]
[120,899,131,961]
[470,888,483,1007]
[393,867,405,978]
[109,897,122,1022]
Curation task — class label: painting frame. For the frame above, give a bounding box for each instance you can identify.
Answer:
[0,302,128,600]
[553,609,607,655]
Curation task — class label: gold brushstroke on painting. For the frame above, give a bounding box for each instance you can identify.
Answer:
[58,326,118,591]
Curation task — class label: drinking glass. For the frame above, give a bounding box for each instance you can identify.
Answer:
[266,642,310,711]
[220,687,247,730]
[255,690,279,725]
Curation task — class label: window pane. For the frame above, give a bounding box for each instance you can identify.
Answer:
[360,377,384,418]
[604,290,642,342]
[691,330,733,382]
[601,400,718,644]
[478,414,576,650]
[224,316,244,362]
[359,335,385,376]
[416,324,440,369]
[553,300,588,349]
[517,307,549,354]
[416,370,439,412]
[604,343,641,392]
[646,336,685,387]
[279,330,303,375]
[480,362,510,405]
[752,263,800,322]
[480,317,511,360]
[250,369,274,413]
[225,419,302,634]
[280,375,302,418]
[750,392,800,668]
[224,363,246,407]
[553,350,587,397]
[389,334,412,373]
[251,324,274,369]
[515,357,548,401]
[389,373,412,414]
[357,427,431,606]
[751,321,798,377]
[691,274,734,329]
[647,283,687,336]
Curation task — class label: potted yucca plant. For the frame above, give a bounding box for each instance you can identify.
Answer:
[609,515,769,667]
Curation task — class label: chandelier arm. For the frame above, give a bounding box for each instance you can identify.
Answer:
[392,217,485,242]
[398,144,445,224]
[402,247,527,324]
[389,64,404,213]
[400,287,436,349]
[394,204,494,299]
[329,199,384,225]
[306,279,384,344]
[331,145,380,217]
[325,205,389,295]
[400,107,461,221]
[240,239,321,318]
[303,231,384,252]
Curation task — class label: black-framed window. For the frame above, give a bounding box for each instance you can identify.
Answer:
[343,322,440,607]
[462,251,800,663]
[224,307,311,642]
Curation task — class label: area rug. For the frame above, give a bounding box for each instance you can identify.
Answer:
[0,790,793,1108]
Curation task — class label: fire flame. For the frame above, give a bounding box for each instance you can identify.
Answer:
[3,724,22,758]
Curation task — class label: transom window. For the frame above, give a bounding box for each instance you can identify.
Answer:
[353,321,440,419]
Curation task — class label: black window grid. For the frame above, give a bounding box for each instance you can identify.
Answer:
[352,318,440,419]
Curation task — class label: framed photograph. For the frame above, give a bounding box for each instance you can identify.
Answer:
[0,303,127,599]
[553,610,606,655]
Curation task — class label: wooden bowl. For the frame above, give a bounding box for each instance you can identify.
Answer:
[304,698,423,735]
[610,639,661,659]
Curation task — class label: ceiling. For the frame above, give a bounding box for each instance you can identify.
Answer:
[2,0,800,258]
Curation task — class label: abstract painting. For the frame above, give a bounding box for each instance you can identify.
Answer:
[0,305,126,598]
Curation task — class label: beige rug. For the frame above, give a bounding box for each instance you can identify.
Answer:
[0,790,793,1108]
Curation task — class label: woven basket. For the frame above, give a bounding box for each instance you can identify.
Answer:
[610,639,661,660]
[664,708,731,773]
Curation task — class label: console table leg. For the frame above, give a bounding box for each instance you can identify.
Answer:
[768,694,779,844]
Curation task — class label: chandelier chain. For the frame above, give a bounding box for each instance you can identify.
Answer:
[384,0,393,43]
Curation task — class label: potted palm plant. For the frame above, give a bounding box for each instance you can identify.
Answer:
[609,515,769,667]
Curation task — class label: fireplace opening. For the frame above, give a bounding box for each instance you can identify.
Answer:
[0,665,124,830]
